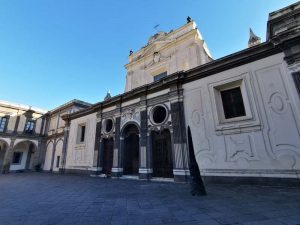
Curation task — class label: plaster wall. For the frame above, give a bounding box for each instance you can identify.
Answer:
[125,22,212,92]
[183,53,300,178]
[43,142,53,171]
[53,140,63,172]
[65,112,97,170]
[17,115,26,132]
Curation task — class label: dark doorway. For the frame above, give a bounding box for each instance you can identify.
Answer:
[102,138,114,175]
[152,130,173,178]
[123,124,139,175]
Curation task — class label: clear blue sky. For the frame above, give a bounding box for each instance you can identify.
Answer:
[0,0,297,110]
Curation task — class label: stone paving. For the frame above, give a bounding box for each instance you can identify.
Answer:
[0,173,299,225]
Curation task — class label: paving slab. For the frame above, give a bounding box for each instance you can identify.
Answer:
[0,173,299,225]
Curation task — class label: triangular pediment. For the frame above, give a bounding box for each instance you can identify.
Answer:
[140,39,173,58]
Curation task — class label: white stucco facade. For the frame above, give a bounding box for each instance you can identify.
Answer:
[65,112,97,172]
[183,53,300,178]
[125,21,212,92]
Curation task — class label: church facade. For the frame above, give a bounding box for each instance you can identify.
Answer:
[1,2,300,184]
[61,2,300,182]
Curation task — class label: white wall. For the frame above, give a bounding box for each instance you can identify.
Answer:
[43,142,53,171]
[65,112,97,170]
[125,22,212,92]
[183,53,300,178]
[53,140,63,172]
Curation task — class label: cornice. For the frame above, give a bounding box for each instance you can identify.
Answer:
[64,39,285,122]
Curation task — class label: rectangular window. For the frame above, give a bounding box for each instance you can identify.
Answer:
[0,117,7,132]
[220,87,246,119]
[154,72,167,81]
[292,72,300,97]
[80,125,85,142]
[77,124,86,143]
[25,120,35,134]
[56,156,60,168]
[12,152,23,164]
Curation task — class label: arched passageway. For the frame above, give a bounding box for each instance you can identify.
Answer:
[102,137,114,175]
[152,129,173,178]
[10,141,37,171]
[123,124,139,175]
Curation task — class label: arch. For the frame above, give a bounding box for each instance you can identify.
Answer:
[122,123,140,175]
[0,138,9,147]
[43,142,54,171]
[14,139,38,150]
[55,138,64,146]
[10,140,38,171]
[120,121,140,139]
[151,128,173,178]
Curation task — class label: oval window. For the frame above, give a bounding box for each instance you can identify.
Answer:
[104,119,113,133]
[152,105,167,124]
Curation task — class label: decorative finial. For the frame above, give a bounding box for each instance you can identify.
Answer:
[187,16,192,23]
[129,49,133,56]
[104,90,111,101]
[248,28,261,47]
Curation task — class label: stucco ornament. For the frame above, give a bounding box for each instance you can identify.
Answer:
[153,52,160,63]
[121,108,140,128]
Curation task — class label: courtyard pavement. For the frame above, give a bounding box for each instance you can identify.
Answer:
[0,173,299,225]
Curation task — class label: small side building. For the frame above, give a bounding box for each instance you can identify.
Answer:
[0,100,47,172]
[43,100,91,172]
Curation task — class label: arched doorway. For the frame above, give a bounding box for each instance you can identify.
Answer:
[10,141,37,171]
[152,129,173,178]
[102,137,114,176]
[123,124,139,175]
[0,140,8,173]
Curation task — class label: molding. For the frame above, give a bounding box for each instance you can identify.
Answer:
[64,40,285,122]
[200,168,300,178]
[173,169,190,176]
[111,167,123,172]
[139,168,153,174]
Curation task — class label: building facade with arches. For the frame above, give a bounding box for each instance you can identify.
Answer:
[0,100,47,173]
[1,3,300,184]
[61,3,300,183]
[0,99,91,173]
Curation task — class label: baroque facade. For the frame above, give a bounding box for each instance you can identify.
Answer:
[1,2,300,183]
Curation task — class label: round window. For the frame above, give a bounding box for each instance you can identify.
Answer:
[104,119,113,133]
[152,105,168,124]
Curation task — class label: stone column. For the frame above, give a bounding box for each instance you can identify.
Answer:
[2,138,15,173]
[146,131,153,177]
[60,121,70,173]
[139,109,151,179]
[29,140,42,170]
[93,118,102,175]
[50,140,56,172]
[169,87,190,182]
[38,138,47,171]
[97,138,104,174]
[112,116,122,177]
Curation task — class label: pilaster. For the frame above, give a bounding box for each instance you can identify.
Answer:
[112,116,122,177]
[169,85,189,182]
